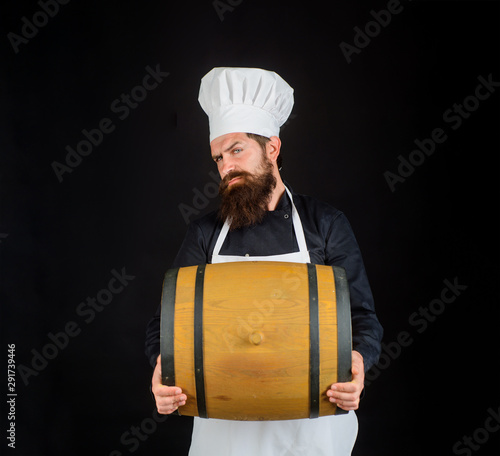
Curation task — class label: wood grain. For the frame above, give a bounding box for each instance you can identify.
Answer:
[162,261,345,420]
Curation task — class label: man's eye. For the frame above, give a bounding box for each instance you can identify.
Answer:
[233,148,242,154]
[214,156,222,162]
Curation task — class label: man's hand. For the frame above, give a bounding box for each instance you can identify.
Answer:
[326,350,364,411]
[151,355,187,414]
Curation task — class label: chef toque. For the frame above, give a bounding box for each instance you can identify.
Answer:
[198,67,294,143]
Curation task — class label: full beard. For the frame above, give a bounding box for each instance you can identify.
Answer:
[218,157,277,231]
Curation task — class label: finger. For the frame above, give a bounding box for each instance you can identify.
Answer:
[157,395,187,414]
[329,373,363,392]
[351,351,364,375]
[157,402,183,414]
[327,386,358,398]
[329,383,358,393]
[157,390,187,406]
[158,391,184,403]
[327,384,362,404]
[158,395,186,408]
[329,392,360,407]
[152,356,163,387]
[152,378,183,396]
[327,391,360,402]
[160,386,184,397]
[331,398,359,411]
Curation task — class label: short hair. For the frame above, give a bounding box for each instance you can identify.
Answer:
[246,133,282,170]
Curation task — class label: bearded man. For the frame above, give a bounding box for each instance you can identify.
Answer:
[145,67,383,456]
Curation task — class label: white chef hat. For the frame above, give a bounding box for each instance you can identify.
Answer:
[198,67,294,143]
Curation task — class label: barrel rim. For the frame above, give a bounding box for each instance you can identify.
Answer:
[307,263,320,419]
[194,264,208,418]
[332,265,353,416]
[160,268,179,388]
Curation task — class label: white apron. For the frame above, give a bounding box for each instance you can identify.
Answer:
[188,187,358,456]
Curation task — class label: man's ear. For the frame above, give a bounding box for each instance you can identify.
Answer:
[267,136,282,163]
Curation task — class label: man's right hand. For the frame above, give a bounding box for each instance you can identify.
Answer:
[151,355,187,414]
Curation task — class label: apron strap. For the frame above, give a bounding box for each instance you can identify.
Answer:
[212,218,231,259]
[284,186,309,256]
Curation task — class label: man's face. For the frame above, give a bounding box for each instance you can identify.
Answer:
[210,132,271,184]
[210,132,277,230]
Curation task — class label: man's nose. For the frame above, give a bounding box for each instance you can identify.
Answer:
[220,158,236,178]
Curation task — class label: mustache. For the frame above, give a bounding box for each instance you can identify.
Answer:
[219,170,253,193]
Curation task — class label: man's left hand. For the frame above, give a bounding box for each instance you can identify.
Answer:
[326,350,364,411]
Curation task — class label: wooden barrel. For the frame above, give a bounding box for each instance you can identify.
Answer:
[160,261,352,421]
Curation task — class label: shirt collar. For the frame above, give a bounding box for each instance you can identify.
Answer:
[273,182,293,212]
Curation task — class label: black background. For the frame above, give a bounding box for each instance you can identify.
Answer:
[1,1,499,455]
